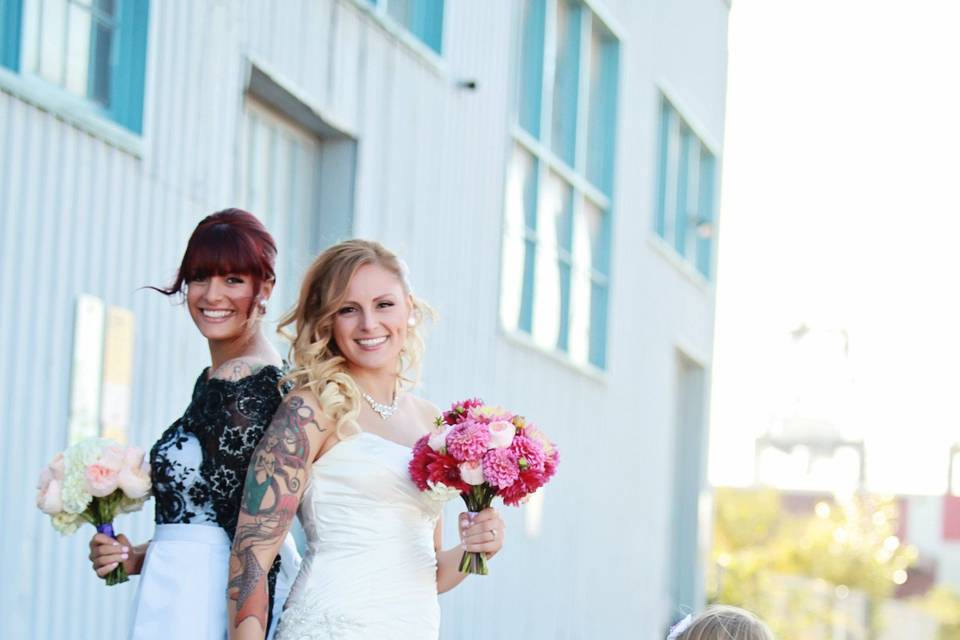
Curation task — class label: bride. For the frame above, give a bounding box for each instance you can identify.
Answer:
[227,239,506,639]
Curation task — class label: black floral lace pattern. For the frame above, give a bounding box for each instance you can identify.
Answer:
[149,365,288,625]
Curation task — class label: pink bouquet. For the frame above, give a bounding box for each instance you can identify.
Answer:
[36,438,151,585]
[408,398,559,575]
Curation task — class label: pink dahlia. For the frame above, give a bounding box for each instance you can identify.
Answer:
[482,448,520,489]
[510,433,545,472]
[443,398,485,425]
[445,421,490,461]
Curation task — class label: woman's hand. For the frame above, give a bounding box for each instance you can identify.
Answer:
[88,532,146,577]
[459,508,506,559]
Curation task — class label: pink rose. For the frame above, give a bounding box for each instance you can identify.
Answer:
[458,460,486,486]
[100,445,125,471]
[122,447,146,469]
[48,453,65,481]
[36,467,55,510]
[84,464,120,497]
[117,463,151,500]
[37,479,63,514]
[487,420,516,449]
[37,467,52,493]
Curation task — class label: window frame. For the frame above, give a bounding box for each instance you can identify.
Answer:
[0,0,150,148]
[653,89,721,283]
[499,0,623,373]
[351,0,446,61]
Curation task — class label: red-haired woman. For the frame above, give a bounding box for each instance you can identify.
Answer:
[87,209,300,639]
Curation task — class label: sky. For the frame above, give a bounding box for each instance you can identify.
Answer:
[709,0,960,495]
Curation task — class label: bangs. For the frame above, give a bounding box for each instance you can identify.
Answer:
[180,222,274,282]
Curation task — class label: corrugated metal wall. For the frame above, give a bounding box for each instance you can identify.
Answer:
[0,0,728,637]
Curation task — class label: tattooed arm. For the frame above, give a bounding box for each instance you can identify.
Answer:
[227,391,328,640]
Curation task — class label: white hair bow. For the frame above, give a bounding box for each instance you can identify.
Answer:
[666,614,693,640]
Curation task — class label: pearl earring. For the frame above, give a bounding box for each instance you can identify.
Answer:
[407,315,416,327]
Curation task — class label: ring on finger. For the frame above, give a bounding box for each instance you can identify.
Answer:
[490,529,497,539]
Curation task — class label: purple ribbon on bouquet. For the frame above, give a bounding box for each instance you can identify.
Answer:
[96,523,115,538]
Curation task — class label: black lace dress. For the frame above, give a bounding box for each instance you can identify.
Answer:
[149,365,286,628]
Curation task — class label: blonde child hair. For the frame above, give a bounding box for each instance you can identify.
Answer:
[668,605,774,640]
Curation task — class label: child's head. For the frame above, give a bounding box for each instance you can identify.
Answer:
[669,605,773,640]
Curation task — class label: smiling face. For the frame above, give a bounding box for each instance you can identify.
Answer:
[331,263,412,374]
[186,273,271,343]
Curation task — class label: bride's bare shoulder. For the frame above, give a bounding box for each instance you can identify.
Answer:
[406,394,443,424]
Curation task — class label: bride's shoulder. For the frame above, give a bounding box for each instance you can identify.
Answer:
[405,395,442,424]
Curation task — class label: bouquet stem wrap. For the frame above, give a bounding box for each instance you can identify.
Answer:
[459,485,496,575]
[90,492,129,586]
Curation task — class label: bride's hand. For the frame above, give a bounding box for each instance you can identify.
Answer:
[459,508,505,559]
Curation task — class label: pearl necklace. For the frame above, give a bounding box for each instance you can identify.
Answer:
[361,389,399,420]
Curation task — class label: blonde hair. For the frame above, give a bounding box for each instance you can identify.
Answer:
[676,606,774,640]
[278,239,433,439]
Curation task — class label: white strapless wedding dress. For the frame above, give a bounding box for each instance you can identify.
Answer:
[275,432,444,640]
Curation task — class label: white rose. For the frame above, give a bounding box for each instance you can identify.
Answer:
[487,420,516,449]
[428,426,451,452]
[458,461,485,486]
[425,480,462,502]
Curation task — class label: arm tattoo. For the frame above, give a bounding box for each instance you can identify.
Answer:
[228,547,265,615]
[228,395,321,632]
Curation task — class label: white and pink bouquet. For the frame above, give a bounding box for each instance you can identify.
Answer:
[409,398,559,575]
[36,438,151,585]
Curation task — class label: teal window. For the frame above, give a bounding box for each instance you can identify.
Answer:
[367,0,444,54]
[1,0,149,134]
[516,0,544,138]
[655,97,717,280]
[0,0,24,70]
[501,0,618,370]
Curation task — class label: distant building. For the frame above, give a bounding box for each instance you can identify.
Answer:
[755,325,866,492]
[898,445,960,595]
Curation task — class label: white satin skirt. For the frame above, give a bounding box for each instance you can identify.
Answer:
[128,523,301,640]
